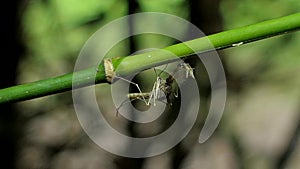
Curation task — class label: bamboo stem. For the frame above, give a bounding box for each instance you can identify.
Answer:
[1,12,300,104]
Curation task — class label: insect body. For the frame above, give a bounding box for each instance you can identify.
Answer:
[115,62,194,116]
[127,92,151,100]
[126,75,168,106]
[115,75,167,116]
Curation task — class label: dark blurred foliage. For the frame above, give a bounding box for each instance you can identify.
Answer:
[0,1,24,169]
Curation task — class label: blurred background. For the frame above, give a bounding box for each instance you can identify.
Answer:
[1,0,300,169]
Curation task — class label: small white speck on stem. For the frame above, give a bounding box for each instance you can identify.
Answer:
[232,42,244,47]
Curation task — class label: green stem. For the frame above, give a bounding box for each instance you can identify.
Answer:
[1,12,300,104]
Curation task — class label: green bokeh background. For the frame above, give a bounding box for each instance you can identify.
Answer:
[15,0,300,169]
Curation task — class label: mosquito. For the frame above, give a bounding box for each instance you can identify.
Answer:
[114,62,195,116]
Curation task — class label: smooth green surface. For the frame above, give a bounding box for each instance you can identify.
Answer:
[0,65,106,104]
[1,12,300,104]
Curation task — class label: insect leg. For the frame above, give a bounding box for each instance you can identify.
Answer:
[181,63,195,79]
[113,76,148,105]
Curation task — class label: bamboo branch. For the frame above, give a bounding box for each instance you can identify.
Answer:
[1,12,300,104]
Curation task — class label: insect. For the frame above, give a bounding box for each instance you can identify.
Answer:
[114,62,195,116]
